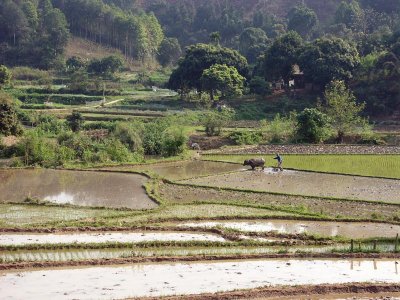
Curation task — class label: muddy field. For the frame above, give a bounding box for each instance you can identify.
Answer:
[159,183,400,220]
[0,259,399,299]
[0,231,226,246]
[0,169,156,209]
[103,160,244,180]
[181,170,400,203]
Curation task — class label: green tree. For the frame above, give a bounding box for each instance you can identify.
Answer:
[88,56,123,77]
[263,31,303,85]
[66,56,86,72]
[201,64,245,100]
[0,65,11,88]
[287,4,318,40]
[209,32,221,46]
[249,76,271,96]
[0,92,21,136]
[324,80,366,143]
[66,112,84,132]
[168,43,248,94]
[157,38,182,67]
[239,27,270,64]
[335,1,364,32]
[296,108,330,143]
[299,37,360,87]
[202,110,233,136]
[113,122,143,153]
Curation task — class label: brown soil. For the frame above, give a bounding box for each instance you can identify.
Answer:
[189,135,235,150]
[181,171,400,204]
[159,182,400,220]
[1,253,399,271]
[205,144,400,154]
[133,283,400,300]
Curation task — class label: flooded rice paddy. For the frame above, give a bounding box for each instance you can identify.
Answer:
[180,220,400,239]
[0,169,156,209]
[181,169,400,203]
[0,259,399,299]
[105,160,244,180]
[0,231,226,246]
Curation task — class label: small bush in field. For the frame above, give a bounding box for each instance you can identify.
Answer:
[296,108,330,143]
[262,112,297,143]
[229,131,263,145]
[162,127,187,156]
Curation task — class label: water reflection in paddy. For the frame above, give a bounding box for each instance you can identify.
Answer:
[180,220,400,239]
[0,259,399,299]
[105,160,245,180]
[0,169,156,209]
[0,231,226,246]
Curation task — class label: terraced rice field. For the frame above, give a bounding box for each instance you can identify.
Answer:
[181,169,400,203]
[203,154,400,179]
[1,259,399,299]
[105,160,244,180]
[0,232,226,246]
[179,220,400,239]
[0,169,155,209]
[1,153,400,299]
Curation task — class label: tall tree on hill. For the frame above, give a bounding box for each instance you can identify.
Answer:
[334,0,364,32]
[287,4,318,40]
[263,31,303,85]
[239,27,270,64]
[157,38,182,67]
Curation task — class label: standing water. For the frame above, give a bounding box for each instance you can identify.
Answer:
[0,169,156,209]
[0,259,399,299]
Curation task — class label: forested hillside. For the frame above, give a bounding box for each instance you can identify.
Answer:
[0,0,164,68]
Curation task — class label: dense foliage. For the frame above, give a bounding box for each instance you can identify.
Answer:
[0,0,69,68]
[168,44,248,93]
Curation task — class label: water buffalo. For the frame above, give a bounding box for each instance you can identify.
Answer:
[243,158,265,170]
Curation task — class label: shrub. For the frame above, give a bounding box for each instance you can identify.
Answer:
[202,110,234,136]
[249,76,271,96]
[229,131,263,145]
[162,127,187,156]
[57,132,92,160]
[11,67,49,81]
[296,108,330,143]
[17,131,59,167]
[103,138,133,162]
[36,114,67,135]
[263,112,297,143]
[66,112,84,132]
[0,92,22,136]
[113,122,143,152]
[142,121,168,155]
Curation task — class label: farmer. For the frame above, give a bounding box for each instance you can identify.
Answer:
[273,153,283,171]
